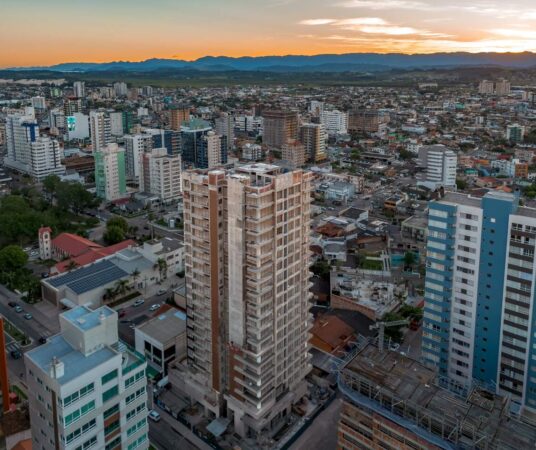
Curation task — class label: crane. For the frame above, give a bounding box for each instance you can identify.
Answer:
[369,318,410,353]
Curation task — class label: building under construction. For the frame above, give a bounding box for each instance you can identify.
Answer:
[338,343,536,450]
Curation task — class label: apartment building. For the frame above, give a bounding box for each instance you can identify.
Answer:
[94,143,127,202]
[177,164,313,438]
[300,123,327,163]
[215,113,234,151]
[417,144,457,189]
[262,110,299,148]
[281,139,307,168]
[422,190,536,411]
[29,136,65,180]
[139,147,182,203]
[348,108,388,134]
[170,107,190,131]
[25,306,148,450]
[320,109,348,135]
[89,111,111,153]
[124,134,152,181]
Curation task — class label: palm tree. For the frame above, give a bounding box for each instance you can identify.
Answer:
[104,287,116,303]
[114,279,130,300]
[154,258,168,281]
[65,260,79,272]
[130,268,140,288]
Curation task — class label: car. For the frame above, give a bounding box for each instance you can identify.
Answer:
[149,304,160,312]
[390,343,400,352]
[41,272,49,279]
[148,410,161,422]
[118,310,126,318]
[14,306,23,313]
[8,301,17,307]
[133,299,145,307]
[157,288,167,296]
[129,323,135,329]
[24,313,33,320]
[30,250,39,257]
[10,350,22,359]
[39,336,47,344]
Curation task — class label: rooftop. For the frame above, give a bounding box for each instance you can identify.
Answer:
[136,308,186,344]
[63,305,115,331]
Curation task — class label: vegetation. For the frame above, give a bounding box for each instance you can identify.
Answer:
[4,319,30,345]
[455,178,467,190]
[42,174,97,213]
[403,251,417,269]
[311,259,331,281]
[103,216,129,245]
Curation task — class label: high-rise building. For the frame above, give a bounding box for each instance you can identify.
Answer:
[66,112,90,141]
[29,136,65,180]
[262,110,299,148]
[215,113,234,151]
[143,128,180,156]
[309,100,324,117]
[25,305,149,450]
[124,134,152,181]
[31,96,46,110]
[417,144,457,189]
[4,110,39,172]
[507,123,525,143]
[141,86,153,97]
[122,110,135,134]
[113,82,128,97]
[73,81,86,98]
[479,79,495,94]
[64,97,83,116]
[94,143,127,201]
[321,109,348,135]
[90,111,111,153]
[422,190,536,411]
[109,111,124,137]
[139,147,182,202]
[300,123,327,163]
[281,139,307,167]
[348,108,389,134]
[495,78,511,96]
[178,164,312,438]
[181,119,226,168]
[170,107,190,131]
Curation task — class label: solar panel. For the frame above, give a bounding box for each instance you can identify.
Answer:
[47,260,117,288]
[67,266,128,294]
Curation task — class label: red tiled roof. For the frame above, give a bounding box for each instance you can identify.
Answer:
[52,233,102,257]
[53,239,136,273]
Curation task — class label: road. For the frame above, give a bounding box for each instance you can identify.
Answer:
[149,411,199,450]
[289,396,342,450]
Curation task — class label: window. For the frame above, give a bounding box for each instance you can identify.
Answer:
[103,404,119,419]
[65,419,96,444]
[105,436,121,450]
[127,418,146,437]
[64,400,95,426]
[62,383,94,408]
[104,419,120,437]
[126,403,146,421]
[102,385,119,403]
[101,369,118,385]
[126,387,145,405]
[125,370,145,389]
[127,433,147,450]
[74,436,97,450]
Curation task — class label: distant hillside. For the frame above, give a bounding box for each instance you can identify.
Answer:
[9,52,536,73]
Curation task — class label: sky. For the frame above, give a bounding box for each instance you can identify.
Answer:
[2,0,536,67]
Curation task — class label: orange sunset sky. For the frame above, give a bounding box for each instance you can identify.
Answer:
[1,0,536,68]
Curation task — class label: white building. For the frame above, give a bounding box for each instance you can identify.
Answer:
[73,81,86,98]
[139,148,182,203]
[66,113,90,141]
[113,82,128,97]
[309,100,324,117]
[124,134,152,181]
[417,144,457,190]
[30,136,65,180]
[94,143,127,202]
[215,113,234,151]
[321,109,348,135]
[25,305,149,450]
[31,96,46,109]
[109,111,124,137]
[241,143,263,161]
[89,111,111,153]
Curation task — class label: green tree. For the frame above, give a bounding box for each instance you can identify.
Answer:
[155,258,168,280]
[403,251,417,268]
[456,178,467,190]
[114,279,130,299]
[107,216,128,233]
[0,245,28,271]
[42,174,61,201]
[103,226,125,245]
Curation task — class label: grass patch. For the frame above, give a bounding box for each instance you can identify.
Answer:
[4,319,30,345]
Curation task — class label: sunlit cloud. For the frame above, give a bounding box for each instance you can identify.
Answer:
[491,28,536,39]
[299,18,337,25]
[358,25,418,35]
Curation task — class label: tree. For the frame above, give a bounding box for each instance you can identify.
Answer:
[107,216,128,234]
[155,258,168,280]
[0,245,28,271]
[103,226,125,245]
[42,174,61,201]
[114,279,130,299]
[398,149,414,160]
[65,260,79,272]
[403,252,417,269]
[456,178,467,190]
[130,268,140,287]
[104,287,116,302]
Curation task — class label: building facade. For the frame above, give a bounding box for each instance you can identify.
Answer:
[262,110,299,148]
[422,191,536,411]
[89,111,111,153]
[25,306,148,450]
[139,148,182,202]
[94,143,127,201]
[300,123,327,163]
[417,144,457,189]
[180,164,313,438]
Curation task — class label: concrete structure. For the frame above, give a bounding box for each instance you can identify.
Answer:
[170,107,190,131]
[124,134,152,181]
[320,109,348,135]
[176,164,313,439]
[281,139,306,168]
[417,144,457,189]
[300,123,326,163]
[241,143,263,161]
[338,343,536,450]
[348,109,388,134]
[478,79,495,94]
[135,308,186,375]
[31,96,46,110]
[25,305,149,450]
[109,112,124,137]
[139,148,182,203]
[63,98,82,117]
[215,113,234,151]
[261,110,299,148]
[422,190,536,412]
[66,113,90,141]
[137,238,184,277]
[507,123,525,143]
[495,78,511,96]
[89,111,111,153]
[38,227,52,261]
[113,82,128,97]
[29,137,65,180]
[72,81,85,98]
[94,143,127,202]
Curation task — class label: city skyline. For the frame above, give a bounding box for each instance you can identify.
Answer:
[2,0,536,68]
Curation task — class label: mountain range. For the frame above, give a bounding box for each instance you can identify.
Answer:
[9,52,536,73]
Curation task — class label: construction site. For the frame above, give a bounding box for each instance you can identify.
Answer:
[337,342,536,450]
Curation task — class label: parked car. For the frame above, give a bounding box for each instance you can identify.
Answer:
[118,310,126,318]
[39,336,47,344]
[148,410,161,422]
[24,313,32,320]
[133,299,145,307]
[157,288,167,296]
[10,350,22,359]
[8,301,17,307]
[149,304,160,312]
[14,306,23,313]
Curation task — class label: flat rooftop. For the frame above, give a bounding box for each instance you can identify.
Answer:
[343,344,536,449]
[63,305,115,331]
[137,309,186,344]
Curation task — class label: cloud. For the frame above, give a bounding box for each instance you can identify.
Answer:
[491,28,536,39]
[336,18,387,26]
[358,25,418,35]
[338,0,430,10]
[299,18,337,26]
